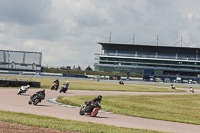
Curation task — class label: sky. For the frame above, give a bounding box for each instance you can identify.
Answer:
[0,0,200,69]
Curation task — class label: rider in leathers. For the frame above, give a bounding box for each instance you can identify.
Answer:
[36,89,46,100]
[31,89,45,102]
[53,79,59,90]
[85,95,102,112]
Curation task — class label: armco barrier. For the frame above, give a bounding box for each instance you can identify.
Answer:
[0,79,40,87]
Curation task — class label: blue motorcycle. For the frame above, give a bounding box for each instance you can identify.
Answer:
[60,85,68,93]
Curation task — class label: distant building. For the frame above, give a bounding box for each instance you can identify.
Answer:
[94,42,200,82]
[0,50,42,72]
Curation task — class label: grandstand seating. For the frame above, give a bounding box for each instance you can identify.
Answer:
[105,49,198,61]
[95,42,200,79]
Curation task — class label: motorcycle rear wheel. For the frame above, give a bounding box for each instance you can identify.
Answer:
[33,99,40,105]
[91,108,98,117]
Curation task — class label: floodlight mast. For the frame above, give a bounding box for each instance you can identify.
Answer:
[157,35,159,46]
[133,34,135,44]
[109,32,111,43]
[181,36,183,47]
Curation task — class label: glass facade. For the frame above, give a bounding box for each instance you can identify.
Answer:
[94,43,200,77]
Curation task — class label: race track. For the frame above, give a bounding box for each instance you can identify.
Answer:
[1,88,200,133]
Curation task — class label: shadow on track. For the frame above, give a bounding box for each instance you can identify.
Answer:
[17,94,31,96]
[84,115,109,119]
[95,116,109,119]
[33,104,52,107]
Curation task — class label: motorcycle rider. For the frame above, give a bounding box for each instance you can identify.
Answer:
[53,79,59,90]
[118,80,124,85]
[22,85,30,91]
[190,86,194,93]
[31,89,45,101]
[92,95,102,103]
[85,95,102,112]
[18,85,30,95]
[60,81,69,93]
[36,89,46,100]
[171,83,175,89]
[63,81,69,88]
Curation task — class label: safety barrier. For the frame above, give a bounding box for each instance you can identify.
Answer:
[0,79,40,87]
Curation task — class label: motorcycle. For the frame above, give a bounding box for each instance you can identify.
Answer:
[60,85,68,93]
[17,86,29,95]
[51,82,58,90]
[28,92,45,105]
[190,87,194,93]
[79,101,101,117]
[171,84,175,89]
[119,80,124,85]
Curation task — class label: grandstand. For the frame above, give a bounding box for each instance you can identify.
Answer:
[0,50,42,72]
[94,42,200,83]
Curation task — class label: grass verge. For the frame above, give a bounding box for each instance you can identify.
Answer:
[0,110,163,133]
[57,94,200,125]
[0,76,186,92]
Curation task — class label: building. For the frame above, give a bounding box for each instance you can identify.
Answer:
[94,42,200,83]
[0,50,42,72]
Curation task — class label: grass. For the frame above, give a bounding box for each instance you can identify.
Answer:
[57,94,200,125]
[0,110,164,133]
[0,76,196,132]
[68,80,185,92]
[0,76,186,92]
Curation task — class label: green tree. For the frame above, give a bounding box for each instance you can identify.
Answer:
[85,65,93,71]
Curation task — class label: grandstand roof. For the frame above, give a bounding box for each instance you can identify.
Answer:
[98,42,200,51]
[0,50,42,54]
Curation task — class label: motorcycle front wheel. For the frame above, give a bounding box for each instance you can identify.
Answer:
[79,107,85,115]
[28,101,32,105]
[17,90,22,95]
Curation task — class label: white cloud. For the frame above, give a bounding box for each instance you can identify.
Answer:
[1,0,200,69]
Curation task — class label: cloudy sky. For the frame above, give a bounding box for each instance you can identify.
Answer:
[0,0,200,69]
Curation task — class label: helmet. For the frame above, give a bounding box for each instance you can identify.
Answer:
[98,95,102,101]
[42,89,45,92]
[27,85,30,88]
[66,81,69,83]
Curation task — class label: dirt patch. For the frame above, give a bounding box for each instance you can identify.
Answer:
[0,120,81,133]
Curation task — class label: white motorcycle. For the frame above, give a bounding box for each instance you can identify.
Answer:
[190,87,194,93]
[17,85,30,95]
[171,84,175,89]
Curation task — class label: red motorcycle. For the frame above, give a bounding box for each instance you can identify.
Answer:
[51,82,58,90]
[79,101,101,117]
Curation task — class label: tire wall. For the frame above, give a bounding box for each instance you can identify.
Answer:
[0,80,40,87]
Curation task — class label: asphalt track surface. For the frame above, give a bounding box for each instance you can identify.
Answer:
[1,88,200,133]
